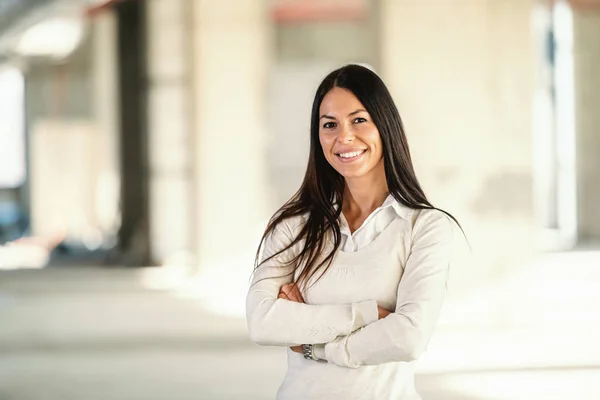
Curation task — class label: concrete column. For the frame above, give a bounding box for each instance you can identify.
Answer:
[91,9,121,239]
[572,6,600,243]
[191,1,272,277]
[146,0,195,265]
[380,1,537,285]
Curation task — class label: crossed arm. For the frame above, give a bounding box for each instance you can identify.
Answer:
[246,219,381,346]
[246,210,453,368]
[276,282,391,354]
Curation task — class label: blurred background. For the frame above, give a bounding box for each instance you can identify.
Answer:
[0,0,599,399]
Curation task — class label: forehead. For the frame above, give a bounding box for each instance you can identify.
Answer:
[319,87,366,115]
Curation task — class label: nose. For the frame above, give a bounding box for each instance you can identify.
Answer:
[337,124,354,144]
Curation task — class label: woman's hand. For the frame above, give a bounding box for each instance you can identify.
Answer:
[279,283,305,354]
[278,283,304,303]
[378,306,392,319]
[290,345,302,353]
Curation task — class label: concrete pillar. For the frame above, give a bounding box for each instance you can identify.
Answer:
[572,5,600,243]
[146,0,195,265]
[380,1,537,285]
[91,9,121,239]
[191,1,272,277]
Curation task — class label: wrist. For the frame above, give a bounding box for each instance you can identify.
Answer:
[302,344,318,361]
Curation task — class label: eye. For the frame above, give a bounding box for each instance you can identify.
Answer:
[353,117,367,124]
[322,122,337,129]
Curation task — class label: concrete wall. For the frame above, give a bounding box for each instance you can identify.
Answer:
[268,9,378,207]
[191,0,272,275]
[572,7,600,243]
[91,9,121,241]
[276,21,376,65]
[143,0,272,275]
[26,27,120,243]
[380,0,538,286]
[146,0,195,265]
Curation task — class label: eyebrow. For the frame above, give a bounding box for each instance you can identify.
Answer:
[319,109,367,120]
[319,114,336,121]
[348,109,367,116]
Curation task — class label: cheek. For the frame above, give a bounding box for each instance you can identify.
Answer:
[319,133,334,151]
[360,126,382,149]
[372,134,383,152]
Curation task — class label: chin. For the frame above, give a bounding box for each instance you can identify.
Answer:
[336,167,369,179]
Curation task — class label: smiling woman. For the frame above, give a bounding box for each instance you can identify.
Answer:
[246,64,463,400]
[319,87,384,177]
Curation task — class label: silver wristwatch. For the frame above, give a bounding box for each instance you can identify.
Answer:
[302,344,317,361]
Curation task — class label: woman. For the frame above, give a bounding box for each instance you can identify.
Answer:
[246,64,459,400]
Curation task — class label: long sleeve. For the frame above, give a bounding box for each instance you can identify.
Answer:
[321,210,454,368]
[246,218,379,347]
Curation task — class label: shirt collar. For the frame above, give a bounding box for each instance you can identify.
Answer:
[382,194,413,220]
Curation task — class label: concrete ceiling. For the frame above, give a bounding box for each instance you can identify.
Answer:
[0,0,92,57]
[0,0,55,37]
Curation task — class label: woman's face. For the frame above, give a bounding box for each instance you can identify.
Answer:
[318,87,384,180]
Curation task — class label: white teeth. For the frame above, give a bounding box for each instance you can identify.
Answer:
[339,150,365,158]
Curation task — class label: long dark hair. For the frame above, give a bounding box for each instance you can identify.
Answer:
[254,64,462,289]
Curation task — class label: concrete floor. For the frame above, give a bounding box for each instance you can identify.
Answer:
[1,251,599,400]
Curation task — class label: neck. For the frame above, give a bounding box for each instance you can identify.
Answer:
[342,161,389,217]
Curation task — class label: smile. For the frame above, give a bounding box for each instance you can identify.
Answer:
[335,149,367,163]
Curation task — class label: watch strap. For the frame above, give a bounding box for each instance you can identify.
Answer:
[302,344,318,361]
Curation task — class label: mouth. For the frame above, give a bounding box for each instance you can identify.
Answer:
[335,149,367,163]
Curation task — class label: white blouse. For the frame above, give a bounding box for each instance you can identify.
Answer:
[246,197,454,399]
[338,194,406,252]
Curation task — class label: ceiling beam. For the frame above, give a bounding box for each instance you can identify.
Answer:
[570,0,600,9]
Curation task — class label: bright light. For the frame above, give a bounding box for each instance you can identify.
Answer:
[13,17,84,59]
[0,66,25,189]
[553,0,577,246]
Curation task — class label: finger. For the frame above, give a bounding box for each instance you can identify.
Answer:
[288,284,304,303]
[289,291,302,303]
[278,293,289,300]
[288,295,300,303]
[282,283,298,294]
[281,283,304,303]
[281,289,295,301]
[283,287,300,302]
[292,286,305,303]
[281,284,293,296]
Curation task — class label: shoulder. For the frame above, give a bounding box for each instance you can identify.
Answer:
[411,208,455,242]
[270,212,308,242]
